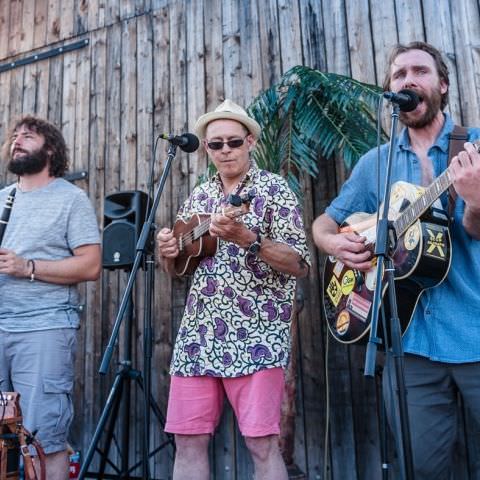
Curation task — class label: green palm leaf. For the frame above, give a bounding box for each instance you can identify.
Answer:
[248,66,387,198]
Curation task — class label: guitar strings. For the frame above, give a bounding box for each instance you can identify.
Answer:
[177,208,245,248]
[393,169,450,237]
[177,218,213,248]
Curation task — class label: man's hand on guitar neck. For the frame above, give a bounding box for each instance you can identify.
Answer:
[209,213,255,247]
[313,213,373,271]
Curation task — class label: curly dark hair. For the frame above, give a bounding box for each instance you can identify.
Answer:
[383,41,450,111]
[2,115,69,177]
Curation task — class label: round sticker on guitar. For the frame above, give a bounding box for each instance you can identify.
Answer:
[336,310,350,335]
[341,270,355,295]
[404,223,420,251]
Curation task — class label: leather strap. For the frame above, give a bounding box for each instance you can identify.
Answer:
[17,427,46,480]
[447,125,468,218]
[18,428,36,480]
[30,436,46,480]
[0,392,46,480]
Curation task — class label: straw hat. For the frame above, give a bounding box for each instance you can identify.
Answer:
[194,99,261,139]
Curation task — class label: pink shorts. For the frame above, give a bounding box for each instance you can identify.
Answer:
[165,368,285,437]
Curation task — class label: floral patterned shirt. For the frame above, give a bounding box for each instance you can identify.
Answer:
[170,164,310,377]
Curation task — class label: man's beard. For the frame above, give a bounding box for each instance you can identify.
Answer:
[7,147,49,176]
[399,86,443,129]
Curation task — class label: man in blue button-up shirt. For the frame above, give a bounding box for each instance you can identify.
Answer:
[313,41,480,479]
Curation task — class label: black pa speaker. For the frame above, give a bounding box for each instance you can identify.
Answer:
[102,191,149,270]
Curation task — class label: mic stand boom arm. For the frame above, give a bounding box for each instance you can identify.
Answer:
[363,104,414,480]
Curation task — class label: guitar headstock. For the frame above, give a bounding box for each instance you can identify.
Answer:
[223,192,253,218]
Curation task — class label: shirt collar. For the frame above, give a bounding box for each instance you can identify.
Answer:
[210,160,259,189]
[397,113,454,154]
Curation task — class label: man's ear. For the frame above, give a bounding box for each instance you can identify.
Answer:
[440,79,448,95]
[247,135,256,152]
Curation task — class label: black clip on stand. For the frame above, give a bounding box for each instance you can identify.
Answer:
[363,104,415,480]
[79,143,179,480]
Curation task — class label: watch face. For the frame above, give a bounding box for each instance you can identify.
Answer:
[248,233,262,254]
[248,241,261,254]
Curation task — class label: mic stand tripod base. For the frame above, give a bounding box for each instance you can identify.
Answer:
[79,333,174,480]
[79,284,174,480]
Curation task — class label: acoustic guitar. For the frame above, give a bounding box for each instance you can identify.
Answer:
[323,167,458,344]
[173,194,252,276]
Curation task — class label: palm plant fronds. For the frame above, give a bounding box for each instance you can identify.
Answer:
[247,66,388,198]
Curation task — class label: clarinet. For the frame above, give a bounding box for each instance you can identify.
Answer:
[0,187,16,247]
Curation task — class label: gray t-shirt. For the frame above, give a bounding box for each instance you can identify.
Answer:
[0,178,100,332]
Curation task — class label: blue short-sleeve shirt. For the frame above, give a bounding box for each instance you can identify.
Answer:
[326,114,480,363]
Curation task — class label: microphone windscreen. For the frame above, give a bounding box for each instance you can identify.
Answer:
[398,89,420,112]
[181,133,200,153]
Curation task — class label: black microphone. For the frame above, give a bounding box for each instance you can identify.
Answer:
[383,89,420,112]
[159,133,200,153]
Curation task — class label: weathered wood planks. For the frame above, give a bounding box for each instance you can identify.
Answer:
[0,1,479,478]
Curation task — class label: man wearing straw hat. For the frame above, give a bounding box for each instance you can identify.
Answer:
[157,99,310,479]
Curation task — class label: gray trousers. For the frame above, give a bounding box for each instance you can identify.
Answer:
[383,353,480,480]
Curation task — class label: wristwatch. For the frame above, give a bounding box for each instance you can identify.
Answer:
[247,232,262,255]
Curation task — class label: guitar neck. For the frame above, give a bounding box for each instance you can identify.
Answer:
[179,208,246,249]
[393,167,453,237]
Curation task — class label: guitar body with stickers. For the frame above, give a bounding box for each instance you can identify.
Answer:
[323,178,453,344]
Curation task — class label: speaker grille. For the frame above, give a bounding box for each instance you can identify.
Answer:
[102,221,137,268]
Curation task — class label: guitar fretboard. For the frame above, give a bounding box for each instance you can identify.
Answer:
[178,217,212,250]
[177,207,247,251]
[393,168,453,237]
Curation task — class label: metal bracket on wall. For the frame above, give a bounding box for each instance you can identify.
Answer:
[0,39,89,74]
[64,171,88,183]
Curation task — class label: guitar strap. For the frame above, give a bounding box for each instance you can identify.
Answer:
[447,124,469,219]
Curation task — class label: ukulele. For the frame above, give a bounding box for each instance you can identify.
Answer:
[173,193,253,276]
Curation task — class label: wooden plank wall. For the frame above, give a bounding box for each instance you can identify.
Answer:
[1,0,480,478]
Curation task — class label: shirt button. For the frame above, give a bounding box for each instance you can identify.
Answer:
[425,309,431,315]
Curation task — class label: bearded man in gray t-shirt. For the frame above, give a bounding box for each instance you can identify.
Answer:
[0,116,101,480]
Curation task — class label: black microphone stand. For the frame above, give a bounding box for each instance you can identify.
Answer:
[79,143,179,480]
[363,104,415,480]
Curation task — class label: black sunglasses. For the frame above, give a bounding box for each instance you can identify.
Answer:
[206,135,248,150]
